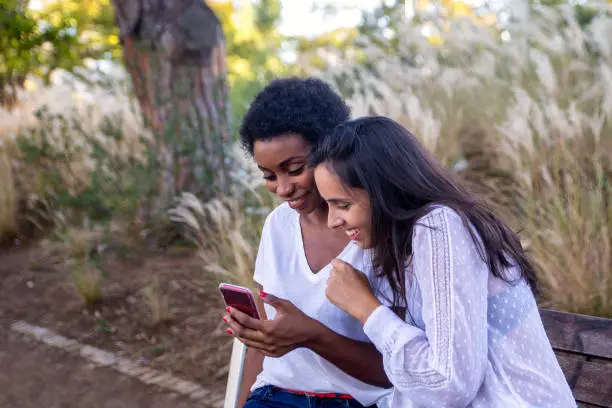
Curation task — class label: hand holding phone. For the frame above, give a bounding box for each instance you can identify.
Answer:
[219,283,261,319]
[221,286,324,359]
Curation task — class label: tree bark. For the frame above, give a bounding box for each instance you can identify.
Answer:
[111,0,232,216]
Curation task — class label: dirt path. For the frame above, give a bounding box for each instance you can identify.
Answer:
[0,327,216,408]
[0,244,232,403]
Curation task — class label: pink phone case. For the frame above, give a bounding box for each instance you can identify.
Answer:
[219,283,260,319]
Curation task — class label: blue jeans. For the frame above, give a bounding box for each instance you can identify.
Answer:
[243,385,377,408]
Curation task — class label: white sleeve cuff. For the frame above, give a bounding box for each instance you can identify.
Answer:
[363,305,408,353]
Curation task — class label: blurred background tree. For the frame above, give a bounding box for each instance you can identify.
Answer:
[1,0,290,136]
[106,0,291,215]
[110,0,232,215]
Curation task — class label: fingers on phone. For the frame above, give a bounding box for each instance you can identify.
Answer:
[230,308,258,327]
[225,307,244,323]
[224,319,239,336]
[222,313,239,334]
[229,308,247,323]
[225,316,249,338]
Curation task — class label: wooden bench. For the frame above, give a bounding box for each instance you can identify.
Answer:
[224,310,612,408]
[541,309,612,407]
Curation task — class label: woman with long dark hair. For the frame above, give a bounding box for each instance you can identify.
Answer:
[310,116,575,407]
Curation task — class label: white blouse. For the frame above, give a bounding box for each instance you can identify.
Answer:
[364,207,576,408]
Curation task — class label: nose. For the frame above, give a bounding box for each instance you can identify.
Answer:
[275,175,295,198]
[327,209,344,229]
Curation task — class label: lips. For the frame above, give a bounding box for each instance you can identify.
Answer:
[287,192,309,210]
[345,228,360,240]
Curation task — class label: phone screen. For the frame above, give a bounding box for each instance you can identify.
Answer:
[219,284,260,319]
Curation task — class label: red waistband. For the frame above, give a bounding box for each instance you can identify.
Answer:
[278,387,353,399]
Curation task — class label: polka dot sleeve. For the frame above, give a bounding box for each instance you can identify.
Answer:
[364,207,489,407]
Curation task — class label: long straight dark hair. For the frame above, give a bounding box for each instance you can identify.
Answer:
[310,116,538,309]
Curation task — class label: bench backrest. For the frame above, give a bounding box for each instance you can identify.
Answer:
[540,309,612,407]
[224,311,612,408]
[224,338,247,408]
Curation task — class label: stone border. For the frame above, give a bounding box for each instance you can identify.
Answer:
[10,320,225,408]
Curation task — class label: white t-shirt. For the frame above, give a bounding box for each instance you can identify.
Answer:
[251,203,392,406]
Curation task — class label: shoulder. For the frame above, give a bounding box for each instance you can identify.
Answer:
[412,205,485,260]
[412,205,479,251]
[414,205,464,231]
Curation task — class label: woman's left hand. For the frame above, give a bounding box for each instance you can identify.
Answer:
[223,292,324,358]
[326,259,382,324]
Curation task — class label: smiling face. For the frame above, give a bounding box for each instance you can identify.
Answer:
[253,133,324,214]
[314,163,373,248]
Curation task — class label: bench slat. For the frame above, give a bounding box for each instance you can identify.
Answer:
[555,353,612,407]
[540,309,612,359]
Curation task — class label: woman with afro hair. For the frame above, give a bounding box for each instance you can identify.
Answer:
[222,78,392,408]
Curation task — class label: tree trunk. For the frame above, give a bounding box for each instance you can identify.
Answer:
[111,0,232,217]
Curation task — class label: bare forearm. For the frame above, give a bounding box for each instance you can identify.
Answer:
[306,321,391,388]
[237,347,264,407]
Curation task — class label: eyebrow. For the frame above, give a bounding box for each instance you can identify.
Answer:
[326,198,352,204]
[257,156,306,171]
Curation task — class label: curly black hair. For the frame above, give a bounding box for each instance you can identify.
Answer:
[239,77,351,155]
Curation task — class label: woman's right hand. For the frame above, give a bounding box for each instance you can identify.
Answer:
[223,291,324,357]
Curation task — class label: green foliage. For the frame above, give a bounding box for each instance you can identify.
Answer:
[96,318,114,333]
[2,0,290,136]
[254,0,281,33]
[0,0,120,107]
[534,0,601,27]
[359,0,407,45]
[1,0,77,105]
[291,27,360,72]
[211,0,295,138]
[32,0,120,59]
[14,106,157,229]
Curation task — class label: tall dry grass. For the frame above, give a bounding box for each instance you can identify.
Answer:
[0,66,152,238]
[1,64,271,299]
[511,125,612,315]
[63,227,105,305]
[142,276,171,325]
[168,139,275,290]
[324,3,612,316]
[169,182,273,290]
[0,148,16,242]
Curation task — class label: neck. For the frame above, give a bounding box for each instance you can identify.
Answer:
[301,198,329,227]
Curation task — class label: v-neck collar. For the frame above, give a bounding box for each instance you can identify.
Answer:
[294,213,354,282]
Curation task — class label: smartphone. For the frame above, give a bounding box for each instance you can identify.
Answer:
[218,283,261,319]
